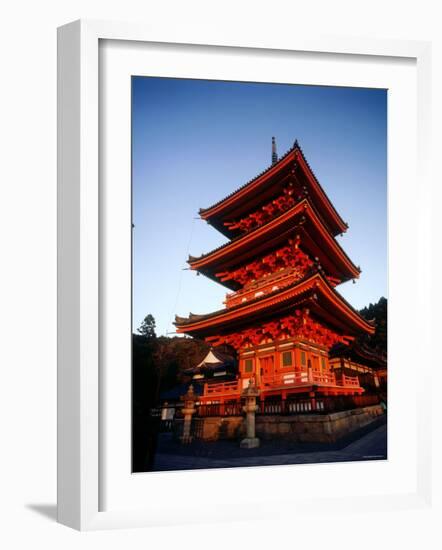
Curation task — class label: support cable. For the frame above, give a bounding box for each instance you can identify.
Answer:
[165,216,197,336]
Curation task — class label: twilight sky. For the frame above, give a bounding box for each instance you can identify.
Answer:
[132,77,387,336]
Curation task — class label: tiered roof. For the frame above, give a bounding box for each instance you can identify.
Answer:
[175,139,373,341]
[199,141,348,238]
[189,198,360,289]
[175,272,374,338]
[330,341,387,370]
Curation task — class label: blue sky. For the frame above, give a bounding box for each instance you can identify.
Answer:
[132,77,387,336]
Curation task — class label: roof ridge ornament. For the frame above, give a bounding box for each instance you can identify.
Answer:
[271,136,278,165]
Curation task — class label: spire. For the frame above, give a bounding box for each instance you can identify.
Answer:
[271,136,278,165]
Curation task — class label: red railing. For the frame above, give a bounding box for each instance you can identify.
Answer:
[204,380,241,397]
[196,401,243,417]
[339,374,360,387]
[312,372,337,385]
[224,269,304,308]
[202,371,360,399]
[261,371,337,388]
[261,371,309,388]
[257,394,380,416]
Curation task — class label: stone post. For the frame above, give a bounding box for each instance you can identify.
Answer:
[240,379,260,449]
[180,384,197,444]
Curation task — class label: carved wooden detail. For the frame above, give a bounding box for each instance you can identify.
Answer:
[207,309,347,350]
[216,237,313,288]
[223,182,298,233]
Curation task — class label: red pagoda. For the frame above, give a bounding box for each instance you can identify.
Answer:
[175,139,375,407]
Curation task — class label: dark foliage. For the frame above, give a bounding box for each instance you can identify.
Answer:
[359,296,387,353]
[132,333,157,471]
[132,316,209,471]
[137,313,157,339]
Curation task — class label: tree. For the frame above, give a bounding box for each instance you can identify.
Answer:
[359,296,387,353]
[137,314,157,339]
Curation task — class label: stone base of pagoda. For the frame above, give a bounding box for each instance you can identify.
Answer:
[256,404,384,444]
[186,404,384,444]
[240,437,260,449]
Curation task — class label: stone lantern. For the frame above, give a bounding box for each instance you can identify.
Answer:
[240,378,260,449]
[180,384,197,444]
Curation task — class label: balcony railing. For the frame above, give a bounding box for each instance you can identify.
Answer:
[196,401,243,417]
[261,371,338,387]
[204,380,241,397]
[202,371,361,399]
[155,393,381,423]
[258,394,379,416]
[312,372,337,385]
[339,374,360,387]
[261,371,309,388]
[224,269,304,308]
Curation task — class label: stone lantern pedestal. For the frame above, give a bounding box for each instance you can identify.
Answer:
[240,379,260,449]
[180,384,197,444]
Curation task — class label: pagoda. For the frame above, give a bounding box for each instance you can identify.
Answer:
[175,139,375,407]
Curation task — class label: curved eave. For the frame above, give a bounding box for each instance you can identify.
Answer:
[199,143,347,237]
[294,146,347,235]
[189,198,360,286]
[200,146,296,219]
[330,342,387,368]
[175,272,374,338]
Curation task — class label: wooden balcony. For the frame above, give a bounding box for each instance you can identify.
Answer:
[261,371,360,388]
[201,371,362,401]
[203,380,242,398]
[223,268,304,308]
[340,374,360,387]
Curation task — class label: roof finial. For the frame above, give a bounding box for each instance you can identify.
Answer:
[271,136,278,165]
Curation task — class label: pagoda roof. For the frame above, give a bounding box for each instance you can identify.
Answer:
[175,272,374,339]
[199,141,348,237]
[183,348,236,375]
[189,198,360,289]
[330,341,387,369]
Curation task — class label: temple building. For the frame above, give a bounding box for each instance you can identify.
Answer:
[175,139,376,409]
[329,341,387,394]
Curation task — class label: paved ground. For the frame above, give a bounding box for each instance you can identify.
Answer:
[150,417,387,471]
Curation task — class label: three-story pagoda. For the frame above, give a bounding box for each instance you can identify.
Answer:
[175,139,375,406]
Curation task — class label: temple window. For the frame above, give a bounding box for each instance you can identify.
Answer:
[244,358,254,373]
[312,356,320,371]
[300,350,306,367]
[281,351,293,367]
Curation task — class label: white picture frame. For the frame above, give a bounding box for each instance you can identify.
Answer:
[57,19,433,531]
